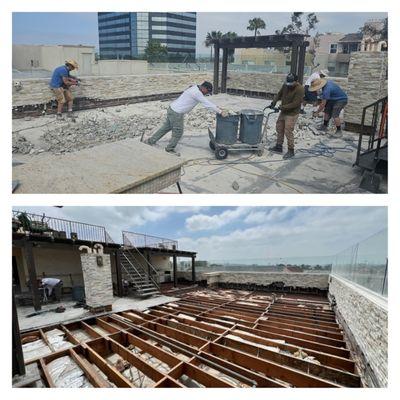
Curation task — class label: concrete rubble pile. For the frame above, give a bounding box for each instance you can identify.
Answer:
[41,113,161,154]
[12,132,34,154]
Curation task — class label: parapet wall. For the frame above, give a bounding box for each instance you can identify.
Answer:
[195,271,330,290]
[12,72,213,107]
[13,52,388,130]
[329,275,387,387]
[227,72,348,96]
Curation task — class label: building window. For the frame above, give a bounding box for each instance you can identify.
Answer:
[330,44,337,54]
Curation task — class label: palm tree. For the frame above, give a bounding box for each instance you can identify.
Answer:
[205,30,223,61]
[247,18,266,39]
[222,31,238,63]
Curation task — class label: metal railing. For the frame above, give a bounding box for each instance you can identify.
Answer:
[122,230,178,250]
[12,210,114,244]
[331,229,388,297]
[121,247,160,291]
[355,96,388,166]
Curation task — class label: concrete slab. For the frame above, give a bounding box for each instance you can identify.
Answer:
[12,94,387,194]
[12,138,183,193]
[18,295,178,331]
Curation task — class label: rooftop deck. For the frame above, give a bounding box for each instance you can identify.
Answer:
[16,288,361,388]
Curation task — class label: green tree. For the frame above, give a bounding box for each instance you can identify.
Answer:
[144,40,168,62]
[205,30,223,61]
[247,18,266,39]
[275,12,319,35]
[222,31,238,62]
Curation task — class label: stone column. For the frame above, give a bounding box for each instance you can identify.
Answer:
[345,51,388,127]
[80,244,113,312]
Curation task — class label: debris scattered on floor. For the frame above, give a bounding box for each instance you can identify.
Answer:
[45,328,74,351]
[107,353,155,387]
[47,355,93,388]
[12,133,34,154]
[22,337,52,361]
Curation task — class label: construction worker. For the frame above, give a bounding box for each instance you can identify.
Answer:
[38,277,63,302]
[146,81,227,156]
[300,69,329,114]
[268,73,305,160]
[308,78,348,134]
[49,60,79,120]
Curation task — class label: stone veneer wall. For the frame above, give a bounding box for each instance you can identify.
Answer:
[345,52,388,125]
[198,271,330,289]
[80,252,113,309]
[328,275,388,387]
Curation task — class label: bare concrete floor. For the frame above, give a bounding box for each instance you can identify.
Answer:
[12,94,387,194]
[17,295,178,331]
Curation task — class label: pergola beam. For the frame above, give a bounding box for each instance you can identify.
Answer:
[212,34,309,89]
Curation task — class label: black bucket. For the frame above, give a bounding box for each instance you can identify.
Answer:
[239,109,264,145]
[215,113,239,144]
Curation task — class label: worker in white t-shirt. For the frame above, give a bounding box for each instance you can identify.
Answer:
[38,277,63,301]
[301,69,329,114]
[146,81,228,156]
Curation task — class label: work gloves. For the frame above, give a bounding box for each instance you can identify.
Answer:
[220,110,229,118]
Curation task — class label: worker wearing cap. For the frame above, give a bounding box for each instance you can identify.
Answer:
[309,78,348,133]
[268,73,305,160]
[49,60,79,120]
[146,81,227,156]
[301,69,329,114]
[38,277,63,302]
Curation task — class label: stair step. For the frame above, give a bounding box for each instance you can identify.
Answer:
[138,291,160,297]
[140,288,157,292]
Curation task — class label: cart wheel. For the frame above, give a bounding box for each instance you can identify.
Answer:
[215,146,228,160]
[209,140,215,151]
[256,149,264,156]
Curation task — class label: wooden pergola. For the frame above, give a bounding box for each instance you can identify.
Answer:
[212,34,310,94]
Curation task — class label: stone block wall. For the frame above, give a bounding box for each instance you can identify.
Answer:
[80,252,113,309]
[345,51,388,125]
[12,72,213,107]
[226,72,348,96]
[329,275,387,387]
[201,271,330,289]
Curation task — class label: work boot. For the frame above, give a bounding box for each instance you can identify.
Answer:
[165,148,181,157]
[269,144,283,153]
[56,113,63,120]
[143,138,154,146]
[317,124,328,132]
[283,149,295,160]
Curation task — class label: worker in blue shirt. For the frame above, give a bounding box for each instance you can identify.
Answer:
[309,78,348,134]
[49,60,79,120]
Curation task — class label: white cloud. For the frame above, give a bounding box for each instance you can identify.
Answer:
[179,207,387,261]
[185,207,251,231]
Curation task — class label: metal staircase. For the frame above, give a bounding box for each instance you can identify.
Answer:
[119,248,160,297]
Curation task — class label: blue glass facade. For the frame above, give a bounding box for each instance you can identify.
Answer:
[98,12,196,59]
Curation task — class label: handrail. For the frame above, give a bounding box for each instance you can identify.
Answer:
[122,230,178,250]
[355,96,388,166]
[119,252,144,291]
[12,209,114,244]
[123,247,160,291]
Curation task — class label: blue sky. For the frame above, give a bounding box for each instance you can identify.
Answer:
[15,206,387,262]
[12,12,387,54]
